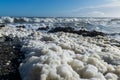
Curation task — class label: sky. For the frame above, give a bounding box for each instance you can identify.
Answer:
[0,0,120,17]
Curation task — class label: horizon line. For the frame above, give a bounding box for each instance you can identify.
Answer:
[0,16,120,18]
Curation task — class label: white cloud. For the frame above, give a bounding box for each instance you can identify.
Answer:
[109,0,115,1]
[87,11,105,17]
[100,1,120,8]
[74,1,120,12]
[68,0,120,17]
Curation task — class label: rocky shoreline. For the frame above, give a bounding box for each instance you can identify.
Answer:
[48,27,106,37]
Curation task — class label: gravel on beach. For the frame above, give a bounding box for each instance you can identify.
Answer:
[0,36,24,80]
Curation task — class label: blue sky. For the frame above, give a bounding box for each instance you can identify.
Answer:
[0,0,120,17]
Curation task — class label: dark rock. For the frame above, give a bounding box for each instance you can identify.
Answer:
[37,26,49,31]
[48,27,106,37]
[49,27,74,33]
[14,18,26,23]
[77,30,106,37]
[111,18,120,21]
[0,24,5,29]
[16,25,25,28]
[4,36,13,41]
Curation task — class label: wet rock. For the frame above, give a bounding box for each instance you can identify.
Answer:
[49,27,106,37]
[37,26,49,31]
[49,27,75,33]
[0,24,5,29]
[111,18,120,22]
[4,36,13,42]
[14,18,26,23]
[16,25,25,28]
[77,30,106,37]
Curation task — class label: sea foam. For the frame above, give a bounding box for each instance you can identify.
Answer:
[0,26,120,80]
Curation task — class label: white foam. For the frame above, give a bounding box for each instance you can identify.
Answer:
[0,26,120,80]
